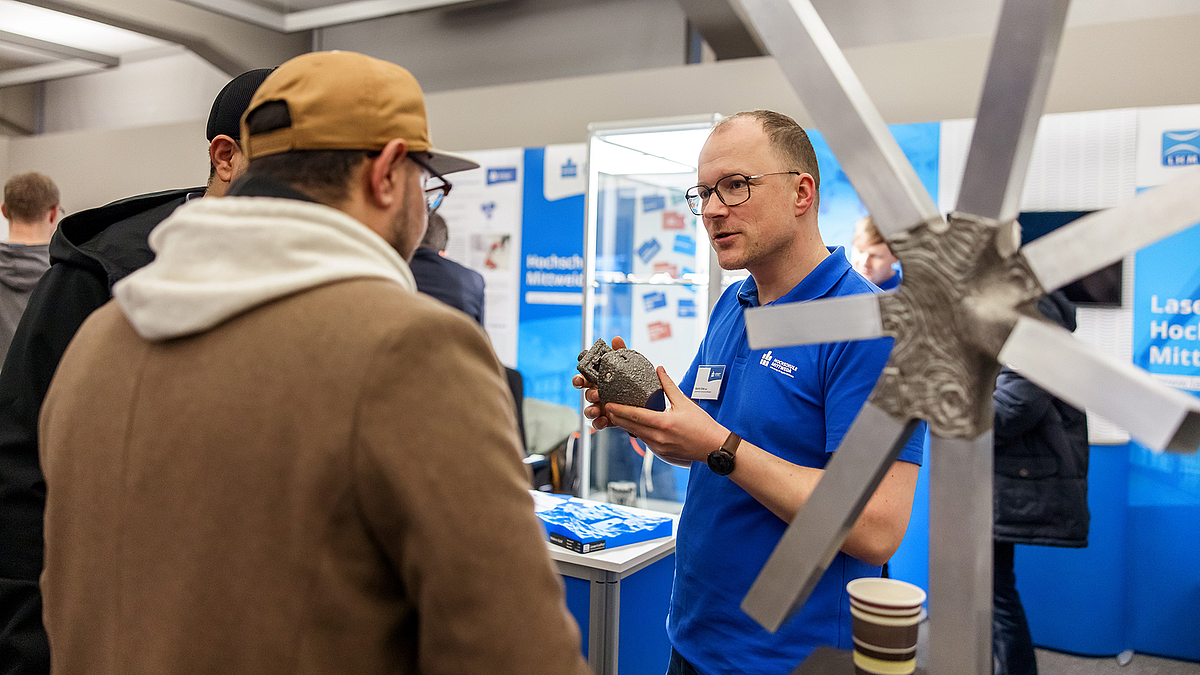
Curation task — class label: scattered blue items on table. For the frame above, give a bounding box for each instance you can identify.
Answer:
[536,496,673,554]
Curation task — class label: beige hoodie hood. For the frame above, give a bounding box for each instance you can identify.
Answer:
[114,196,416,341]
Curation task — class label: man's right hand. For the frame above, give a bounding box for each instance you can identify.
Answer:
[572,336,626,430]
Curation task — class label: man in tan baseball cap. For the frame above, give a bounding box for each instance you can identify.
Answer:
[38,51,591,675]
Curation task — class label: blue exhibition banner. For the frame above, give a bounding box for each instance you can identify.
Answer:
[517,146,587,407]
[1133,212,1200,394]
[807,122,940,256]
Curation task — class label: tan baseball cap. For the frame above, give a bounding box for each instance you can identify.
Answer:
[240,51,478,176]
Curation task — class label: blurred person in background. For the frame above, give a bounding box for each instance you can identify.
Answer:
[851,215,901,291]
[0,172,58,362]
[992,291,1090,675]
[0,68,271,675]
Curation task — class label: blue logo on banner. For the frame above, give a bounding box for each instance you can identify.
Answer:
[481,202,496,219]
[643,291,668,312]
[561,158,578,178]
[1163,130,1200,166]
[678,298,696,318]
[642,194,666,212]
[637,238,661,263]
[673,234,696,255]
[487,167,518,184]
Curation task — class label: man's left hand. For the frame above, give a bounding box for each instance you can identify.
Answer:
[604,366,728,466]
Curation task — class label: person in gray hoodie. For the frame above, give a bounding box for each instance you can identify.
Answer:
[0,69,270,675]
[0,172,58,362]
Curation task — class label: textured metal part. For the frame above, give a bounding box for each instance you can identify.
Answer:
[872,213,1043,439]
[955,0,1071,223]
[999,317,1200,453]
[732,0,942,240]
[928,431,994,675]
[577,339,665,409]
[1021,166,1200,293]
[741,403,919,632]
[745,292,884,350]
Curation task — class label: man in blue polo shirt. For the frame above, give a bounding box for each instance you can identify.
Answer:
[575,110,925,675]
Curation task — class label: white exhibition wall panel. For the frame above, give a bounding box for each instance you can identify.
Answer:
[938,109,1138,213]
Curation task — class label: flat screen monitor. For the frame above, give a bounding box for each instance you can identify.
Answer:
[1018,211,1123,308]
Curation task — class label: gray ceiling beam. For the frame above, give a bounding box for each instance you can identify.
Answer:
[0,60,108,87]
[179,0,480,33]
[0,29,119,67]
[20,0,309,76]
[676,0,767,60]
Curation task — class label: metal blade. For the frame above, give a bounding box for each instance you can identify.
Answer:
[927,431,993,675]
[733,0,941,239]
[742,402,919,631]
[745,293,884,350]
[998,316,1200,453]
[1020,167,1200,292]
[955,0,1072,223]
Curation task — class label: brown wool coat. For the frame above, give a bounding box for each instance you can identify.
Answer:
[39,278,590,675]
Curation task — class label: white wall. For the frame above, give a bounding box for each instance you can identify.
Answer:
[424,13,1200,150]
[317,0,688,93]
[3,11,1199,210]
[42,49,229,135]
[5,118,208,215]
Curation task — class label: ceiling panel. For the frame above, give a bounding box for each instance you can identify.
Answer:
[0,1,169,54]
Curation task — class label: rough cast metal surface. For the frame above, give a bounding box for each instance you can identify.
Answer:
[577,339,666,410]
[872,212,1043,439]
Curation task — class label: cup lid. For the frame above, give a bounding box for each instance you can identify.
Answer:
[846,577,927,608]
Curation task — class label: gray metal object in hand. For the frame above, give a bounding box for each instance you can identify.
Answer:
[577,339,667,411]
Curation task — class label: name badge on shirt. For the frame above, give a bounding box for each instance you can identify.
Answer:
[691,365,725,400]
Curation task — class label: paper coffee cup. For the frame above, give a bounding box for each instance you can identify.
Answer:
[846,578,926,675]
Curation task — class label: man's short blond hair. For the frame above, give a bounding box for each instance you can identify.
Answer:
[3,172,59,223]
[853,216,886,249]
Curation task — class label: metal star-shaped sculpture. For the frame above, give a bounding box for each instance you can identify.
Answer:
[728,1,1200,673]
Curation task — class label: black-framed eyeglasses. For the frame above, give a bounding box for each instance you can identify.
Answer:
[685,171,801,216]
[408,153,452,214]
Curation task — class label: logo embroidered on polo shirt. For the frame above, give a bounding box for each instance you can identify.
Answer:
[758,351,797,378]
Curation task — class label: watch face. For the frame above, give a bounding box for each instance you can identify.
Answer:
[708,449,735,476]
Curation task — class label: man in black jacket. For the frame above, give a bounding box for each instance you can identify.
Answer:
[0,68,271,675]
[409,212,486,325]
[992,290,1090,675]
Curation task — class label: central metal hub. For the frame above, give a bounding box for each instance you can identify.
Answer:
[872,212,1044,438]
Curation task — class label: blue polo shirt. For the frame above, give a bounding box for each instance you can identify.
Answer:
[668,247,925,675]
[876,263,902,291]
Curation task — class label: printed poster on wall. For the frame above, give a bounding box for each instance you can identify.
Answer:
[436,147,524,368]
[627,183,702,383]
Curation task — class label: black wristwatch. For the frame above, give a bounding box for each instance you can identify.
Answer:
[707,431,741,476]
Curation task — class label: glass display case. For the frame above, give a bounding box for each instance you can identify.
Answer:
[579,115,746,513]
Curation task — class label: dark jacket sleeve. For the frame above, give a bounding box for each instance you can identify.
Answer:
[993,367,1053,440]
[0,262,111,675]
